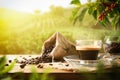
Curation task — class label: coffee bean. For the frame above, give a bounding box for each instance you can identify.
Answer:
[35,61,39,64]
[20,64,26,69]
[23,57,27,60]
[49,63,53,66]
[35,57,39,59]
[65,63,69,67]
[9,60,12,63]
[37,64,43,68]
[5,64,9,66]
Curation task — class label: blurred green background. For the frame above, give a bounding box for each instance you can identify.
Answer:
[0,6,112,54]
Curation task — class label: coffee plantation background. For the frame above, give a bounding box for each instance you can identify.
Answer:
[0,6,110,54]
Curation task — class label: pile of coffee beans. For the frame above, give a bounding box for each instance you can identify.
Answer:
[17,56,43,65]
[105,42,120,55]
[41,45,55,62]
[16,45,55,69]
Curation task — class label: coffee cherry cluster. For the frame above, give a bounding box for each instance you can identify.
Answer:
[106,3,116,12]
[98,3,116,21]
[98,11,106,21]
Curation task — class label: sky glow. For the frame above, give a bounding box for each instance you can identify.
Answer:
[0,0,88,13]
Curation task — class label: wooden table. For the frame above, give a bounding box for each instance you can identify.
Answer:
[1,55,120,80]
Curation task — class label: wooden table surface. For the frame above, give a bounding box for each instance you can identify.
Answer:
[1,55,120,80]
[3,55,98,73]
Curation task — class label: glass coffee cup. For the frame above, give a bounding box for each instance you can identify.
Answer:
[76,40,102,60]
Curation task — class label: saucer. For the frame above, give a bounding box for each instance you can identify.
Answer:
[64,55,99,67]
[79,60,98,67]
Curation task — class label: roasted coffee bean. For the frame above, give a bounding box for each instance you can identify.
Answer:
[5,64,9,66]
[65,63,69,67]
[46,50,49,53]
[35,57,39,59]
[42,54,47,58]
[46,59,51,62]
[37,64,43,68]
[35,61,39,64]
[43,45,54,55]
[20,64,26,69]
[49,63,53,66]
[23,57,27,60]
[9,60,12,63]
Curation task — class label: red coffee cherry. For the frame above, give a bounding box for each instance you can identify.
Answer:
[107,7,111,12]
[98,11,106,21]
[103,2,111,7]
[111,3,116,8]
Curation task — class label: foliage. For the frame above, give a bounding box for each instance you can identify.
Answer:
[84,61,120,80]
[0,56,15,80]
[70,0,120,30]
[30,67,53,80]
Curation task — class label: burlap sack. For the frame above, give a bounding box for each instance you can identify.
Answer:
[41,32,79,61]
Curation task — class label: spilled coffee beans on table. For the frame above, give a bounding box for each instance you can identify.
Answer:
[16,46,54,69]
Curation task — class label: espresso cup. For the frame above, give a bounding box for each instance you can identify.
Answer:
[76,40,102,60]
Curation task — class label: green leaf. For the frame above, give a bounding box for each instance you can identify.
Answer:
[29,73,40,80]
[96,61,105,73]
[78,7,87,21]
[72,16,79,24]
[72,7,87,24]
[0,56,6,70]
[41,68,52,80]
[104,17,111,25]
[88,7,94,15]
[116,16,120,29]
[1,77,12,80]
[70,0,81,6]
[92,10,97,20]
[72,8,80,17]
[71,7,80,22]
[112,16,117,29]
[99,20,107,27]
[1,60,15,74]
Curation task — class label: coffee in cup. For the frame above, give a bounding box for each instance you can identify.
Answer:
[76,40,102,60]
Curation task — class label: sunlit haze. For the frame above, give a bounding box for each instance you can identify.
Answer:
[0,0,89,13]
[0,0,102,55]
[0,0,88,33]
[0,0,73,13]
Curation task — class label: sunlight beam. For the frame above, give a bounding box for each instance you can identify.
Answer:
[0,0,71,13]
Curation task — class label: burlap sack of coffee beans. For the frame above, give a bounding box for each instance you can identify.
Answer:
[41,32,79,61]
